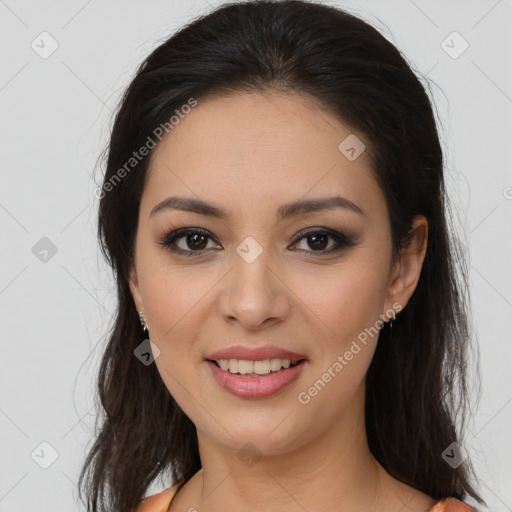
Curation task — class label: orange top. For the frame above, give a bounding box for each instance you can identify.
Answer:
[430,499,475,511]
[135,474,475,512]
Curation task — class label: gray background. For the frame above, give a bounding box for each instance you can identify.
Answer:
[1,0,511,510]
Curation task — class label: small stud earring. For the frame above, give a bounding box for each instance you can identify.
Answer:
[138,310,149,334]
[389,310,396,329]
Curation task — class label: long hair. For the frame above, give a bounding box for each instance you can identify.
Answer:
[78,1,484,510]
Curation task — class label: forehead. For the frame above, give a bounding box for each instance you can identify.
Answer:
[142,91,386,222]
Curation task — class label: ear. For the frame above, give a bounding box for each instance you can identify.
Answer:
[382,215,428,319]
[128,265,144,313]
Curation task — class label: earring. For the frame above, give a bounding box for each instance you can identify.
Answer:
[138,310,149,334]
[389,310,396,329]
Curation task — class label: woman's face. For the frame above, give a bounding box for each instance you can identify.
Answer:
[129,91,427,456]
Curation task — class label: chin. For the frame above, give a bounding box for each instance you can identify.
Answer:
[212,419,309,456]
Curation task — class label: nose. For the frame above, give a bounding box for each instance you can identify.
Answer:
[218,246,291,330]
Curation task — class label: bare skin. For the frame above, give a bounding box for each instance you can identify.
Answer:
[170,463,437,512]
[129,90,434,512]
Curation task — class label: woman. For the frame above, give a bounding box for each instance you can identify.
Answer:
[79,1,485,511]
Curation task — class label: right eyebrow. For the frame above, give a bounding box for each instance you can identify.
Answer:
[150,196,232,220]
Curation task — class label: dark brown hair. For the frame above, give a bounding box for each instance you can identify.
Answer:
[78,1,484,510]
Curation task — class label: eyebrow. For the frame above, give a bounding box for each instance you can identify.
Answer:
[150,195,365,220]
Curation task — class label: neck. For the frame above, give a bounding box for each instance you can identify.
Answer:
[194,384,393,512]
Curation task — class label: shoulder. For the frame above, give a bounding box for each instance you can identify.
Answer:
[134,484,178,512]
[429,497,476,512]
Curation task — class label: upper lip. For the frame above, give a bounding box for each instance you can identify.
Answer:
[205,345,308,362]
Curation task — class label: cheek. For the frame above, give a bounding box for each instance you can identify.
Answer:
[137,243,211,338]
[140,264,209,404]
[306,257,389,348]
[300,265,386,411]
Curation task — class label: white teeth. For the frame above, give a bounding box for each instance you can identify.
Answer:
[269,358,282,372]
[215,358,298,375]
[237,359,254,375]
[254,360,272,374]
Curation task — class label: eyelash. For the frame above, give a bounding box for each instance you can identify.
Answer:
[158,226,357,258]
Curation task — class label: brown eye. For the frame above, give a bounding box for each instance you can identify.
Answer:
[159,226,357,258]
[159,228,221,256]
[302,232,330,251]
[183,232,209,250]
[291,227,357,254]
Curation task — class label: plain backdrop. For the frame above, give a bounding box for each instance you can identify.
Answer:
[1,0,511,510]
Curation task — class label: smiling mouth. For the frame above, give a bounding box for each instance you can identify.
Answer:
[207,358,307,377]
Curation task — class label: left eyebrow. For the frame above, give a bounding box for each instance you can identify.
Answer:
[149,195,365,220]
[277,196,365,220]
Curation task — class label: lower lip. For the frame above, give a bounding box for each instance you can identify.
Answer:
[206,360,307,399]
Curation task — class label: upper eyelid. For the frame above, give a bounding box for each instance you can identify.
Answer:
[163,226,353,250]
[166,226,340,240]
